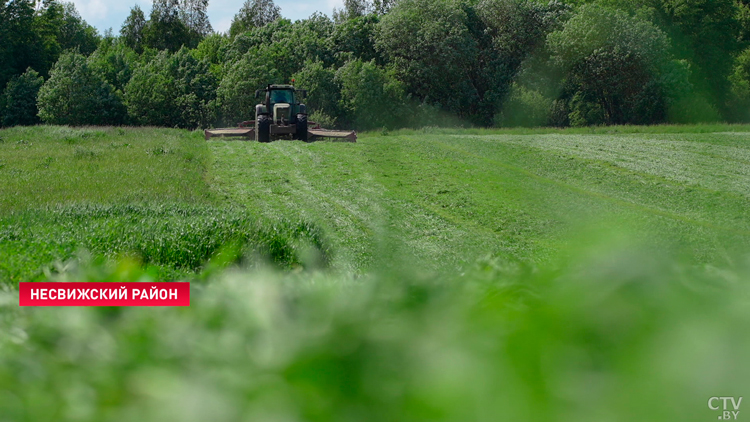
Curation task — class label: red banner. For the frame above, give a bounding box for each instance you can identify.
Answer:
[18,282,190,307]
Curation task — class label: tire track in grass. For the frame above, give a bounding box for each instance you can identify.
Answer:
[357,136,538,265]
[349,136,557,265]
[210,140,408,271]
[276,142,379,236]
[210,140,303,218]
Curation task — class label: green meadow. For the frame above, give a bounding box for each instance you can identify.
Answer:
[0,125,748,421]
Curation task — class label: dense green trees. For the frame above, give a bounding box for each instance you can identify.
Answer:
[121,0,210,53]
[215,49,280,125]
[336,59,406,130]
[376,0,563,126]
[121,6,147,53]
[37,52,126,125]
[376,0,481,123]
[0,0,99,91]
[0,0,40,91]
[547,5,672,125]
[125,48,216,128]
[40,2,99,56]
[179,0,212,37]
[331,14,381,64]
[1,68,43,127]
[143,0,195,51]
[6,0,750,129]
[645,0,741,116]
[87,39,139,93]
[293,61,341,126]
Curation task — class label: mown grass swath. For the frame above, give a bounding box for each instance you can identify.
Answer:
[208,127,750,272]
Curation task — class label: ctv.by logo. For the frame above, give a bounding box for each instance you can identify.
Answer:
[709,397,742,420]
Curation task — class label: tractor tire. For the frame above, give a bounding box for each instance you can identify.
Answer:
[256,114,271,143]
[296,114,309,142]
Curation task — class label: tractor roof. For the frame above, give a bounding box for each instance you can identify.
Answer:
[268,84,295,90]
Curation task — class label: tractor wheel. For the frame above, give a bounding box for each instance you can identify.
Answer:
[256,114,271,143]
[296,114,309,142]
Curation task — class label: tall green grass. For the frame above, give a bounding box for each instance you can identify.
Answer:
[0,126,336,282]
[0,126,213,211]
[0,204,331,284]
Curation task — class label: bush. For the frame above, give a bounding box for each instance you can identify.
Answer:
[37,52,127,126]
[293,61,342,124]
[214,48,281,126]
[335,59,407,130]
[308,110,337,128]
[728,47,750,122]
[125,48,217,128]
[87,39,139,94]
[547,4,672,126]
[496,84,552,127]
[1,68,43,127]
[668,92,721,124]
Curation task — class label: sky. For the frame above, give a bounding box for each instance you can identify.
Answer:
[69,0,346,35]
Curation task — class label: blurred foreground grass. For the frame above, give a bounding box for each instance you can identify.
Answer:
[0,241,748,422]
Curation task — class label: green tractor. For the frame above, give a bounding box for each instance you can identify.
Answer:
[204,84,357,143]
[254,84,309,143]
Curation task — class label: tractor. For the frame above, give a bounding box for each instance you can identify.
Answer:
[254,84,309,143]
[204,84,357,143]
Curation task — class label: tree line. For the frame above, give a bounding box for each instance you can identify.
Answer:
[3,0,750,130]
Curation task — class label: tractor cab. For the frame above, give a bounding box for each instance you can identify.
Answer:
[268,87,295,126]
[255,85,307,125]
[269,88,295,107]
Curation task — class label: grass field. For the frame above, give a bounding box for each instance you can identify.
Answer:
[1,125,749,421]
